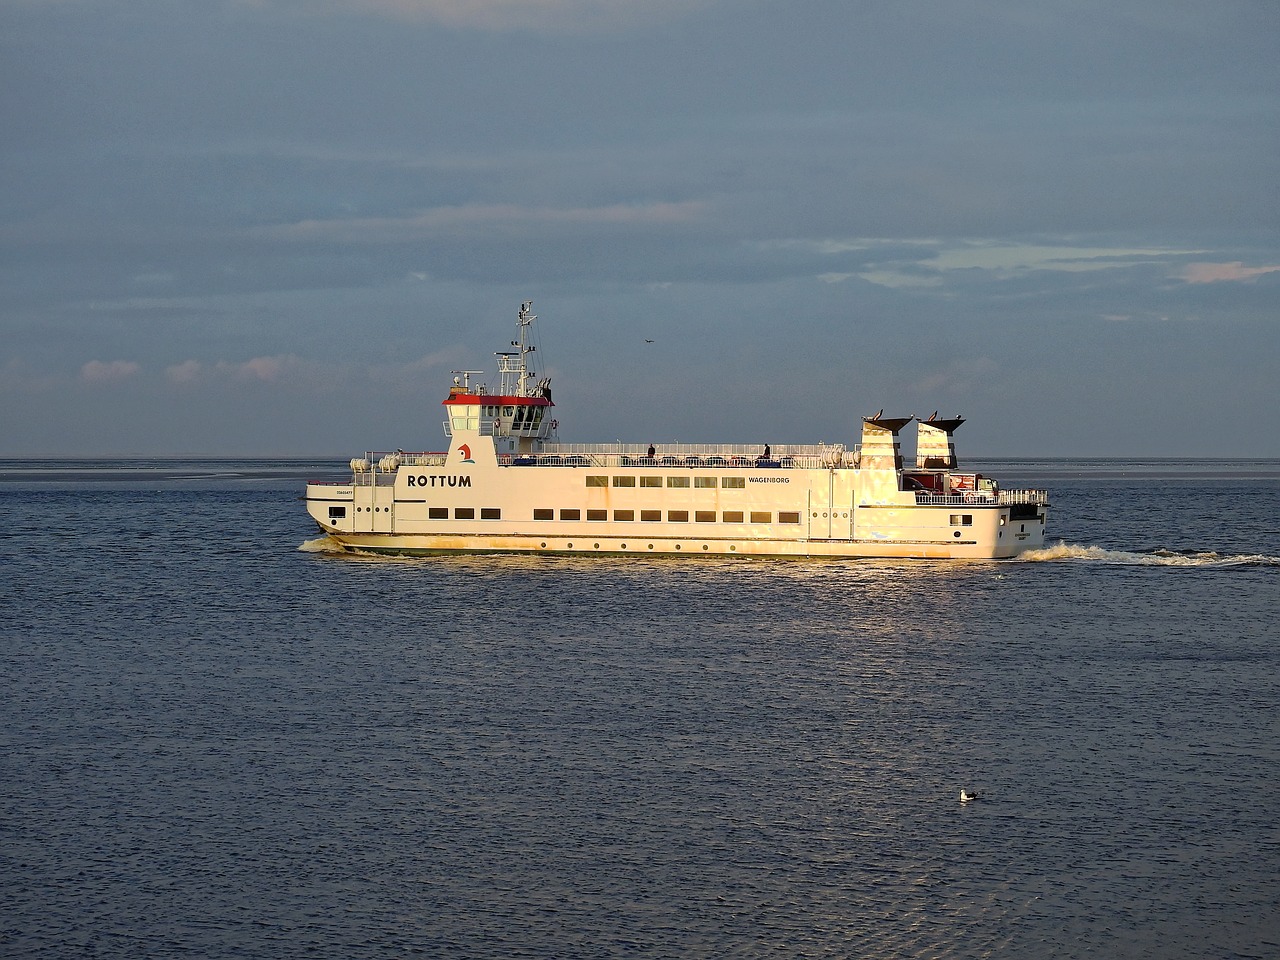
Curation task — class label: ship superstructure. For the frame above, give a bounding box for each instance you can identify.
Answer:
[305,302,1048,559]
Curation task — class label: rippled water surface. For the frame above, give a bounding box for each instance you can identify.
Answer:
[2,460,1278,959]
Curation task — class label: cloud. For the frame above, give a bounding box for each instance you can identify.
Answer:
[80,360,141,384]
[261,201,708,243]
[1180,262,1280,284]
[214,355,297,382]
[299,0,704,32]
[910,357,1000,395]
[797,239,1209,289]
[165,360,203,384]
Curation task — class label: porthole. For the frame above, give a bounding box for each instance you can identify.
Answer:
[675,544,681,550]
[620,543,626,549]
[703,545,709,551]
[540,542,547,548]
[730,545,736,552]
[567,542,573,548]
[594,543,600,549]
[954,531,961,538]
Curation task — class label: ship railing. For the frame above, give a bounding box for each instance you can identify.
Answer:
[545,441,844,458]
[999,488,1050,505]
[516,442,852,468]
[348,472,397,487]
[498,452,834,469]
[340,451,448,485]
[396,452,449,467]
[913,489,1049,506]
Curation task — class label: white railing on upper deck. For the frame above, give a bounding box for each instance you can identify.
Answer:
[515,442,854,470]
[501,452,826,469]
[914,489,1049,506]
[1000,488,1049,505]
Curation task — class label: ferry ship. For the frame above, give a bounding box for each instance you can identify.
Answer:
[305,302,1048,559]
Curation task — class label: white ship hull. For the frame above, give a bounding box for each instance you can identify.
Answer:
[304,302,1048,560]
[306,446,1047,561]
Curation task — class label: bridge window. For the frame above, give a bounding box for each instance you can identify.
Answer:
[694,477,717,488]
[722,477,746,489]
[750,511,771,523]
[560,509,581,520]
[778,511,801,524]
[722,511,744,523]
[667,476,690,488]
[614,510,634,521]
[533,508,554,520]
[455,507,475,520]
[429,507,448,519]
[586,476,607,487]
[328,506,346,519]
[695,511,716,523]
[587,509,607,521]
[641,510,662,522]
[481,508,501,520]
[950,514,974,526]
[668,510,689,522]
[640,476,662,488]
[613,476,636,487]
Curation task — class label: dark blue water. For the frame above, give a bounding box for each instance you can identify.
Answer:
[2,460,1278,959]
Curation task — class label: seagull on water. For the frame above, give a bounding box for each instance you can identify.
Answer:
[960,789,980,803]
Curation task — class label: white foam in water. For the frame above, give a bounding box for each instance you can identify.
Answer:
[1020,541,1278,567]
[298,535,345,553]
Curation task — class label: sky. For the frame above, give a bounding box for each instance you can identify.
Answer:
[2,0,1277,457]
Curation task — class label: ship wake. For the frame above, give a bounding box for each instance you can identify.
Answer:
[1020,542,1279,567]
[298,535,349,554]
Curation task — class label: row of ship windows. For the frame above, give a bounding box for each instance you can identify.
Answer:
[587,475,746,489]
[536,509,801,523]
[330,505,800,523]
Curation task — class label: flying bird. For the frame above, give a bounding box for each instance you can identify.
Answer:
[960,789,980,803]
[645,339,655,343]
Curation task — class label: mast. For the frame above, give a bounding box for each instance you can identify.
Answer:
[497,300,540,397]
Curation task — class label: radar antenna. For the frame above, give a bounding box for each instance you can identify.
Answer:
[498,300,540,396]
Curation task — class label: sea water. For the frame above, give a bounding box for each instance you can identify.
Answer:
[1,459,1277,959]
